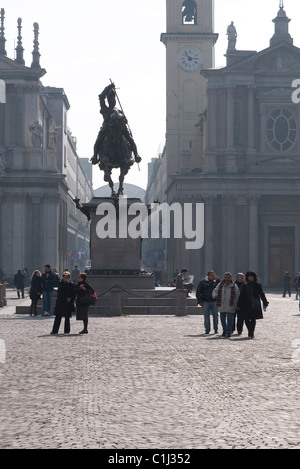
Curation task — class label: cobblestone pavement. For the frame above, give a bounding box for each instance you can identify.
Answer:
[1,291,300,449]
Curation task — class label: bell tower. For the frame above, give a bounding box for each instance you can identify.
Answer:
[161,0,218,197]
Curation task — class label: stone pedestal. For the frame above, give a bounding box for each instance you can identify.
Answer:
[175,289,188,316]
[82,197,155,294]
[46,148,57,172]
[28,148,43,170]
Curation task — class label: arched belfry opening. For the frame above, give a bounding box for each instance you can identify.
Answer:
[182,0,198,25]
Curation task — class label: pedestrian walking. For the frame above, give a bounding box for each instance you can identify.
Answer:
[75,272,95,334]
[294,272,300,300]
[237,271,269,339]
[29,270,42,316]
[14,269,26,299]
[50,272,76,334]
[41,264,60,316]
[212,272,240,338]
[71,265,80,283]
[282,271,292,297]
[232,272,246,334]
[196,270,220,334]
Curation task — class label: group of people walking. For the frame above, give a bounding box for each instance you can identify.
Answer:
[196,270,269,338]
[28,265,95,335]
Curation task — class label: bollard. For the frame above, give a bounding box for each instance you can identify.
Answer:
[110,288,122,316]
[176,288,188,316]
[0,283,7,308]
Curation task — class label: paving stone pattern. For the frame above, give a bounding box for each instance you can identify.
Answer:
[1,292,300,449]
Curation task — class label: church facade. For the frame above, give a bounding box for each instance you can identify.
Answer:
[0,12,93,279]
[146,0,300,286]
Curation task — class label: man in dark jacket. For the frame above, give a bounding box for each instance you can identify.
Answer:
[51,271,76,334]
[196,271,220,334]
[41,264,60,316]
[282,271,292,297]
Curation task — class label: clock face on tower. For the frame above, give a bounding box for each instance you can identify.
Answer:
[177,47,203,72]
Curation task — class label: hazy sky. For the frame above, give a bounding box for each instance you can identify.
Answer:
[1,0,299,190]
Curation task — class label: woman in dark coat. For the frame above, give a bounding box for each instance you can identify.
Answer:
[50,272,76,334]
[75,272,94,334]
[14,269,25,299]
[29,270,42,316]
[237,271,269,338]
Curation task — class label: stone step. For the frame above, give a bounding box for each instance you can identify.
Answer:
[122,297,197,306]
[15,291,198,315]
[15,304,202,316]
[86,305,202,316]
[121,305,201,316]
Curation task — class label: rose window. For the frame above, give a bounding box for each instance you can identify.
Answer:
[267,108,296,152]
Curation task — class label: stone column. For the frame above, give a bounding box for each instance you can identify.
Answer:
[30,194,43,271]
[247,85,255,148]
[204,86,218,173]
[247,85,256,167]
[11,193,25,271]
[225,85,238,173]
[226,85,234,148]
[1,193,13,274]
[42,194,60,267]
[203,194,216,273]
[248,196,259,271]
[224,195,237,274]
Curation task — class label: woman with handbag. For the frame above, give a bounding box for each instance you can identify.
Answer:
[75,272,95,334]
[50,271,76,334]
[237,271,269,339]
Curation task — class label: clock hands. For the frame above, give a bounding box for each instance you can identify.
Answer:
[184,51,194,61]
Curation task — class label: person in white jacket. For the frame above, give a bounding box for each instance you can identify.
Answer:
[212,272,240,337]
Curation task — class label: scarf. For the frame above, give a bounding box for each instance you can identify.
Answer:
[216,281,236,307]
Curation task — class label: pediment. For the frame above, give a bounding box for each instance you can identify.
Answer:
[0,54,27,71]
[227,43,300,73]
[0,54,46,78]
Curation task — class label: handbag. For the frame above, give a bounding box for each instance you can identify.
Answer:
[80,291,98,306]
[250,297,261,314]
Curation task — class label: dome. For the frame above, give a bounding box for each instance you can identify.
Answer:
[93,183,146,201]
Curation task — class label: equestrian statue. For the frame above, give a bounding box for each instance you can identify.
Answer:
[91,82,142,197]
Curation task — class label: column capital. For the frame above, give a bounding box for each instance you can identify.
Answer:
[248,194,261,202]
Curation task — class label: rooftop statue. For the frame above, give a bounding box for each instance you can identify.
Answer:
[91,82,141,198]
[227,21,237,50]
